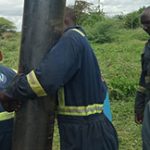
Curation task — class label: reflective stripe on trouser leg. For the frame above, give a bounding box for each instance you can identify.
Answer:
[52,119,60,150]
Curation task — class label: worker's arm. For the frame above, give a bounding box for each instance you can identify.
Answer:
[135,84,146,124]
[1,31,81,101]
[144,60,150,91]
[135,52,147,124]
[142,43,150,91]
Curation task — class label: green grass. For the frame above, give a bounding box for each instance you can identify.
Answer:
[91,28,147,100]
[0,32,20,69]
[111,99,142,150]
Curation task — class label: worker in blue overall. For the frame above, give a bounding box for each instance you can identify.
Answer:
[135,7,150,150]
[0,51,16,150]
[0,7,118,150]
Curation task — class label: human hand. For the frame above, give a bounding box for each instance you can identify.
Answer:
[135,91,145,124]
[135,112,143,124]
[0,92,21,112]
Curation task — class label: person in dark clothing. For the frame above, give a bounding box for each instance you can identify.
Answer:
[0,51,16,150]
[0,8,118,150]
[135,6,150,150]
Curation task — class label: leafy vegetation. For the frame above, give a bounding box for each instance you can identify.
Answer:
[92,28,148,100]
[0,17,16,35]
[123,7,145,29]
[1,6,149,150]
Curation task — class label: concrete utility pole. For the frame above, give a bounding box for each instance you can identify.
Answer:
[12,0,66,150]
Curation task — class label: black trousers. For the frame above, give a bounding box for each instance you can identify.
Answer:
[58,113,118,150]
[142,101,150,150]
[0,132,12,150]
[0,119,13,150]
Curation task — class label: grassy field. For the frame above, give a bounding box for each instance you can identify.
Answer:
[111,100,142,150]
[0,28,148,150]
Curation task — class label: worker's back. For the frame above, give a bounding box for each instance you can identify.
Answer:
[55,26,118,150]
[57,26,106,117]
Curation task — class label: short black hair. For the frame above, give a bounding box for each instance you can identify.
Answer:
[141,6,150,24]
[65,7,77,24]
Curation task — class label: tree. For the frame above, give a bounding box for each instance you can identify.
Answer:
[74,0,104,25]
[0,17,16,35]
[74,0,92,24]
[74,0,92,13]
[123,7,146,29]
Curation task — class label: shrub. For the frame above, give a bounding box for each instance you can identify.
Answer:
[86,18,120,43]
[0,17,16,35]
[123,12,140,29]
[79,12,105,26]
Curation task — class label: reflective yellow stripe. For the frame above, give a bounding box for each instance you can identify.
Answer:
[145,76,150,84]
[58,104,103,116]
[12,69,17,73]
[58,87,103,116]
[58,87,65,106]
[0,111,15,121]
[137,85,146,93]
[52,120,60,150]
[27,70,47,96]
[71,29,85,37]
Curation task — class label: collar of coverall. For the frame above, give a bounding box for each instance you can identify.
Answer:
[64,25,86,36]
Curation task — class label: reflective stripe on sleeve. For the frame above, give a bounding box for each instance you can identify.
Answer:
[145,76,150,84]
[27,70,47,97]
[58,104,103,116]
[0,111,14,121]
[137,85,146,93]
[71,29,85,37]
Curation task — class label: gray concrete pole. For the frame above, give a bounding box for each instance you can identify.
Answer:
[12,0,66,150]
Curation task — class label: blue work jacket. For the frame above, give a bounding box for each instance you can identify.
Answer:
[5,26,106,116]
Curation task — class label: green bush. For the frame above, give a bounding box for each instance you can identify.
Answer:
[0,17,16,35]
[79,12,105,26]
[86,18,120,43]
[108,76,137,100]
[123,11,140,29]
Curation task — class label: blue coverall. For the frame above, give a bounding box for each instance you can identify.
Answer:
[4,26,118,150]
[0,65,16,150]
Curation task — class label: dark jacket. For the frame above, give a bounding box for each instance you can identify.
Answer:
[5,26,106,116]
[135,39,150,114]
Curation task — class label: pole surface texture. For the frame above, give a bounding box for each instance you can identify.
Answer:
[12,0,66,150]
